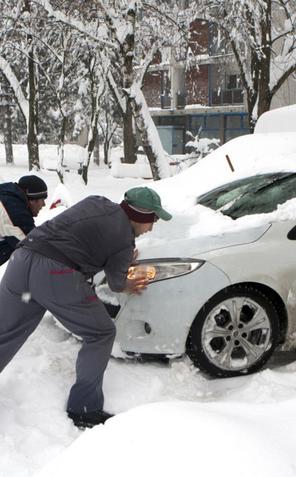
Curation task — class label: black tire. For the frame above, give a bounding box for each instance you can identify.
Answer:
[186,285,280,378]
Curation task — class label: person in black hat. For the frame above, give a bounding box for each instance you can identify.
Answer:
[0,175,48,265]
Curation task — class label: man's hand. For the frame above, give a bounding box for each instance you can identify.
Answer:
[123,273,149,295]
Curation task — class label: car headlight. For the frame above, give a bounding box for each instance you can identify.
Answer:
[127,259,204,284]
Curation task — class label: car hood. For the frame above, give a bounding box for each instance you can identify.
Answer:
[138,223,271,260]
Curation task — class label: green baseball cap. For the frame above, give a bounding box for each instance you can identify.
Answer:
[125,187,172,221]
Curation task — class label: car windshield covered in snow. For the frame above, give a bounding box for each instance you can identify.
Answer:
[196,172,296,219]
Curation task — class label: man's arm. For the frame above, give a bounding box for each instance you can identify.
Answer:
[104,246,148,294]
[0,199,36,258]
[0,202,27,243]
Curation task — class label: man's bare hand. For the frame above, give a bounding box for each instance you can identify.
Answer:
[123,273,149,295]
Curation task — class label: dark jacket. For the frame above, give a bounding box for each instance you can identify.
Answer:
[0,182,35,265]
[20,196,135,292]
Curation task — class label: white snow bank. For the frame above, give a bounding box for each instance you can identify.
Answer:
[37,400,296,477]
[111,162,153,179]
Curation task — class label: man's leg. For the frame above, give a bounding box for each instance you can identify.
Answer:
[0,248,46,373]
[28,256,116,415]
[64,297,116,414]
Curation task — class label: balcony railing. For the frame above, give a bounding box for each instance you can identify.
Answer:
[160,93,186,109]
[160,89,243,109]
[211,89,244,106]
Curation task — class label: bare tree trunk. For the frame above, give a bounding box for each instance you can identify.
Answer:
[25,0,40,171]
[93,132,100,166]
[81,56,104,183]
[121,5,137,164]
[27,53,40,170]
[104,5,137,164]
[4,105,14,165]
[81,109,99,184]
[132,109,160,180]
[127,85,171,180]
[246,89,257,132]
[56,114,68,183]
[1,75,14,164]
[257,5,272,120]
[129,92,160,180]
[122,100,137,163]
[98,104,119,167]
[103,140,110,166]
[257,80,272,119]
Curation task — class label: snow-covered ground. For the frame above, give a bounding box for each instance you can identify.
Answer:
[1,134,296,477]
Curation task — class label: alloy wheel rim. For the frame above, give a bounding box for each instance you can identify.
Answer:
[201,296,271,372]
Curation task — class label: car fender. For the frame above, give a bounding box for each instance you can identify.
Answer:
[203,244,296,340]
[115,261,231,355]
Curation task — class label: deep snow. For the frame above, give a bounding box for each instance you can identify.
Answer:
[1,135,296,476]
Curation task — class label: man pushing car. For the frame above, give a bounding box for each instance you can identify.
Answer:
[0,187,172,428]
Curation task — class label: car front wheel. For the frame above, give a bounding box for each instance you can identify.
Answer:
[186,285,280,377]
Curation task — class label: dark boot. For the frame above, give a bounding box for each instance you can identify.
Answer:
[68,410,114,429]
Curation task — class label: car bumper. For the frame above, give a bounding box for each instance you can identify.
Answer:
[111,261,231,356]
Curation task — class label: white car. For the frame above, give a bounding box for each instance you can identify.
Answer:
[99,219,296,377]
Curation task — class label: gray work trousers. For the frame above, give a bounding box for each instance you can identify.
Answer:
[0,247,116,414]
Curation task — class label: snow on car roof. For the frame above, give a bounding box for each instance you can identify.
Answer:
[255,105,296,134]
[151,131,296,213]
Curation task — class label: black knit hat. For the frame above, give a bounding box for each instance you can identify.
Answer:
[18,175,48,200]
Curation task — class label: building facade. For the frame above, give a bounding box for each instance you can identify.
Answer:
[142,19,249,154]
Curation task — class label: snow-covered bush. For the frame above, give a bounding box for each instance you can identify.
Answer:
[170,130,220,174]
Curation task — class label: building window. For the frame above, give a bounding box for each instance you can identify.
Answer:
[189,113,249,143]
[189,114,220,141]
[160,71,171,109]
[205,115,220,129]
[190,116,204,130]
[208,23,231,56]
[226,114,242,129]
[226,74,242,90]
[158,116,186,127]
[224,113,249,141]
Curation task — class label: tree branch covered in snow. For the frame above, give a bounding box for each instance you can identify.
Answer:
[32,0,115,48]
[198,0,296,127]
[0,56,29,125]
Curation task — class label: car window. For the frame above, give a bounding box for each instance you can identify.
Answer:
[215,183,256,209]
[197,173,286,210]
[223,173,296,219]
[196,173,296,219]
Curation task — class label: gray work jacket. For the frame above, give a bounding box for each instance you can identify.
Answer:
[19,196,135,292]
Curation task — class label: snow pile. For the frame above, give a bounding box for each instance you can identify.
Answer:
[37,400,296,477]
[110,155,153,179]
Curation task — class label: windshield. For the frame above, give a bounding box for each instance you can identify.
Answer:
[196,172,296,219]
